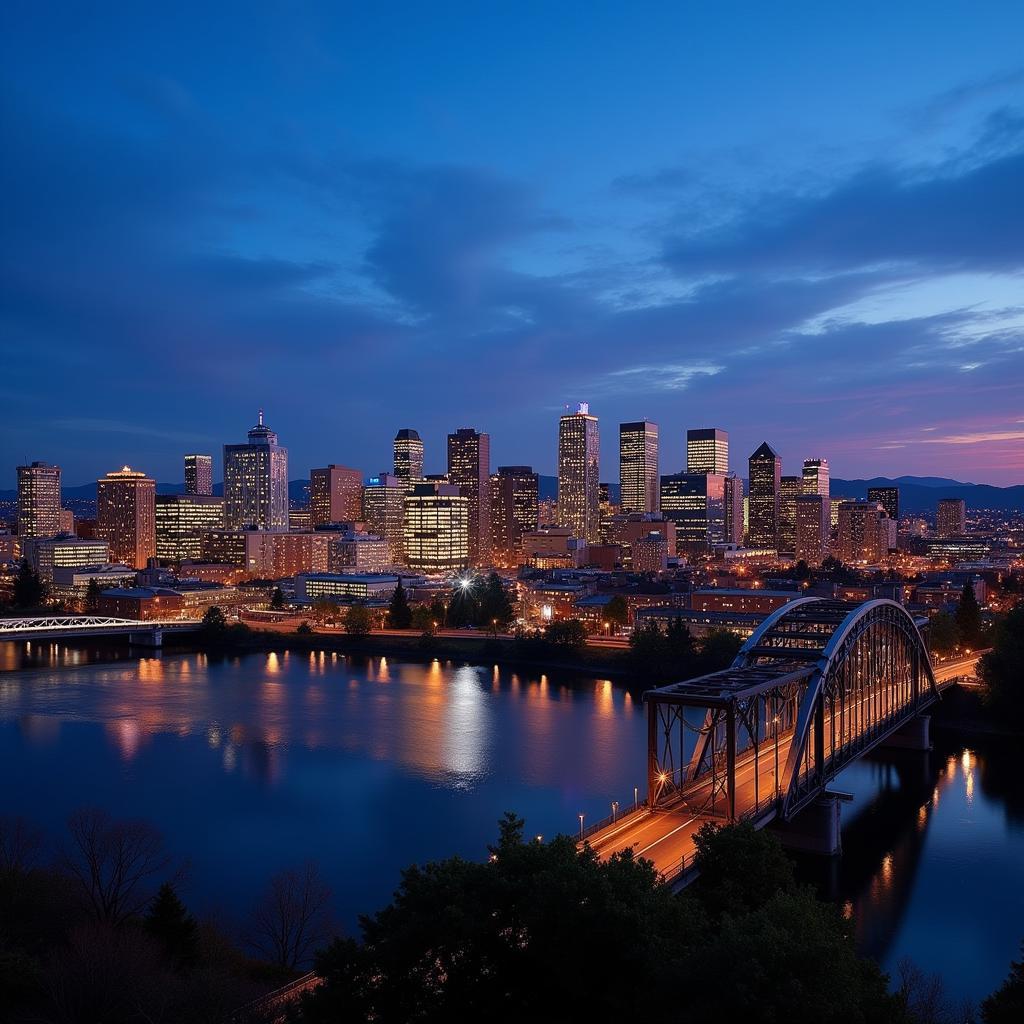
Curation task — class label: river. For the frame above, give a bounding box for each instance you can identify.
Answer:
[0,643,1020,1003]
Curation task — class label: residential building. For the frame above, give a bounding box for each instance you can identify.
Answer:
[223,410,289,530]
[686,428,729,475]
[310,465,363,526]
[619,421,659,514]
[447,428,490,565]
[557,403,600,543]
[747,442,782,551]
[184,454,213,496]
[937,498,967,537]
[16,462,61,540]
[97,466,156,569]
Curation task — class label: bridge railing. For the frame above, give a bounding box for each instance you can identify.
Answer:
[578,798,649,843]
[660,850,700,886]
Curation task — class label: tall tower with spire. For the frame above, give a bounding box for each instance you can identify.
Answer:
[223,409,289,530]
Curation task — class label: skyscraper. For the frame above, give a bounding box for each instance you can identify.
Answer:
[619,421,659,514]
[937,498,967,537]
[447,428,490,565]
[16,462,62,540]
[393,429,424,486]
[403,482,469,572]
[223,410,289,531]
[659,472,726,555]
[362,473,406,563]
[802,458,830,500]
[310,465,363,526]
[777,475,802,556]
[837,501,890,564]
[490,466,539,567]
[184,454,213,496]
[155,494,225,562]
[724,475,745,545]
[868,486,899,523]
[686,428,729,475]
[747,442,782,551]
[97,466,156,569]
[795,494,829,566]
[557,403,600,543]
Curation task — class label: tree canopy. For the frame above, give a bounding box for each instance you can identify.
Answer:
[387,580,412,629]
[980,602,1024,717]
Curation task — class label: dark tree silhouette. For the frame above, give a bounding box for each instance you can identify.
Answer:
[144,882,199,969]
[955,580,982,648]
[270,587,285,610]
[13,559,46,609]
[345,604,372,637]
[387,580,412,629]
[982,940,1024,1023]
[249,862,333,971]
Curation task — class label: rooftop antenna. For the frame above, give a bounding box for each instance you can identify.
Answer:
[258,407,264,426]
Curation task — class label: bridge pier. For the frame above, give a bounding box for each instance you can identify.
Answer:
[128,629,163,649]
[882,714,931,752]
[771,794,844,856]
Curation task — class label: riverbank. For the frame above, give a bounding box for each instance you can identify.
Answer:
[931,682,1017,737]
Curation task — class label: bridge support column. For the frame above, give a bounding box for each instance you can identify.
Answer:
[128,629,163,649]
[883,714,931,752]
[771,794,843,857]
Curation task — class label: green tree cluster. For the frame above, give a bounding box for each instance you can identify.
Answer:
[628,619,742,684]
[12,559,47,610]
[445,573,515,630]
[387,580,412,629]
[980,601,1024,717]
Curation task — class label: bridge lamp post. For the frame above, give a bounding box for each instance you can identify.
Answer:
[611,800,618,821]
[578,813,585,839]
[634,785,639,809]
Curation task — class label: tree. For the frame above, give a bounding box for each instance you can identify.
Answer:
[270,587,285,611]
[955,580,982,648]
[144,882,199,969]
[249,862,333,971]
[699,629,743,674]
[84,578,103,614]
[345,604,372,637]
[980,602,1024,716]
[605,594,629,632]
[387,580,412,629]
[411,605,435,632]
[982,941,1024,1023]
[60,809,172,926]
[201,605,227,637]
[928,610,959,657]
[544,619,586,650]
[12,559,46,610]
[477,572,515,631]
[296,621,313,635]
[311,597,341,626]
[446,577,479,628]
[428,597,448,628]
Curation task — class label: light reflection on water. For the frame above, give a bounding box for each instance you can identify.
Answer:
[1,642,1022,1003]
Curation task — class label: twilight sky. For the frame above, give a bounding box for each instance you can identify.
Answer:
[3,2,1024,486]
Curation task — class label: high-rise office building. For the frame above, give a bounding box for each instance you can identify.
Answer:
[447,428,490,565]
[490,466,539,567]
[362,473,407,563]
[837,501,892,564]
[403,482,469,572]
[795,494,829,566]
[660,473,726,555]
[937,498,967,537]
[393,429,424,486]
[155,494,225,562]
[686,428,729,475]
[802,458,830,500]
[184,454,213,496]
[223,410,289,531]
[619,421,659,514]
[16,462,62,540]
[777,475,802,556]
[97,466,156,569]
[868,486,899,524]
[310,465,363,527]
[724,475,745,545]
[747,442,782,551]
[557,404,600,543]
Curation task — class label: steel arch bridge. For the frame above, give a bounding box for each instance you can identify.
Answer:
[644,598,939,824]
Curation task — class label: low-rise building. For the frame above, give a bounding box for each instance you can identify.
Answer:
[296,573,400,602]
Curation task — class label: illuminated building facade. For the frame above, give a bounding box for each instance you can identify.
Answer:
[97,466,156,569]
[328,533,391,573]
[297,574,400,602]
[868,486,899,523]
[802,458,830,500]
[155,494,225,562]
[184,454,213,496]
[403,482,469,572]
[748,442,782,551]
[362,473,407,563]
[447,428,490,565]
[393,428,424,486]
[724,475,745,545]
[795,493,829,566]
[557,403,600,543]
[490,465,539,566]
[777,475,802,556]
[686,428,729,475]
[837,501,891,564]
[17,462,61,540]
[200,528,330,577]
[310,465,363,527]
[223,410,289,530]
[26,535,110,582]
[660,472,726,555]
[619,421,659,514]
[936,498,966,537]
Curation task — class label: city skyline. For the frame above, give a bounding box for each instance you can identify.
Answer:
[4,5,1024,485]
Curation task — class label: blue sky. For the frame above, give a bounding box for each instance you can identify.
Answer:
[3,1,1024,485]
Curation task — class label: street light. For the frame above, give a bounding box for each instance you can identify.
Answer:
[611,800,619,821]
[578,813,585,839]
[634,785,639,809]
